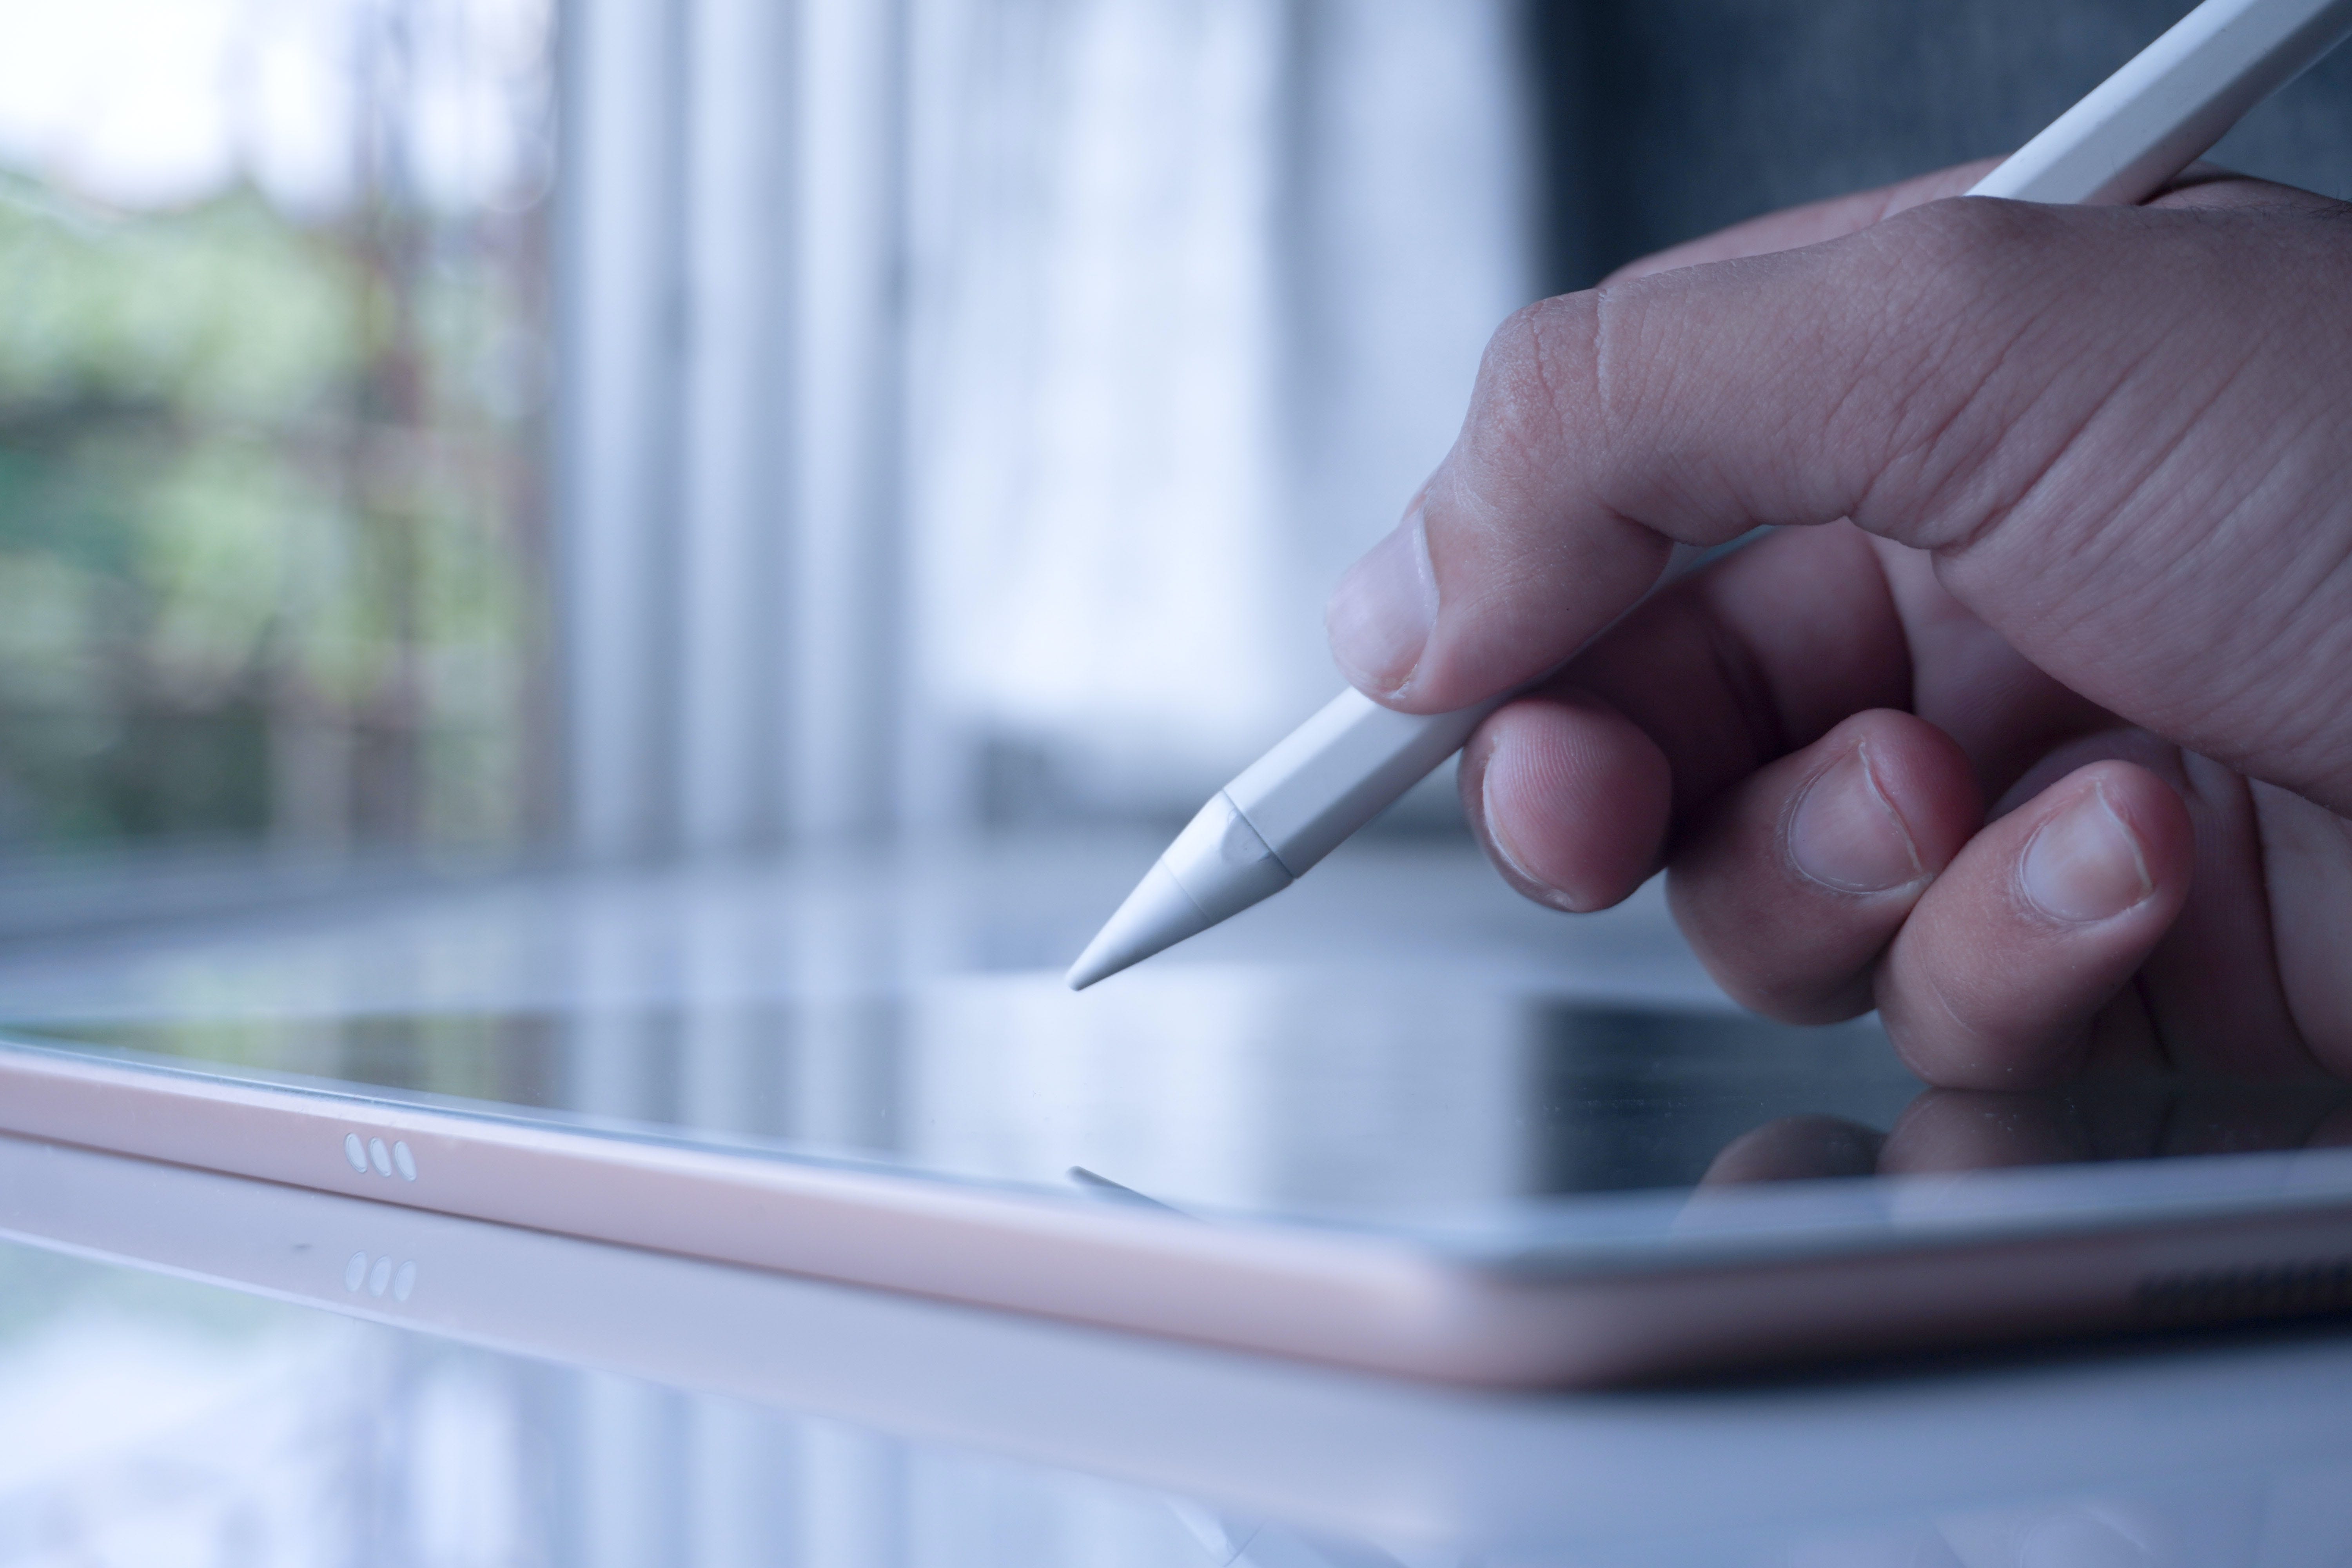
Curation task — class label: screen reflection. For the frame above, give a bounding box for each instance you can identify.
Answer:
[1706,1082,2352,1188]
[16,975,1926,1220]
[25,973,2352,1232]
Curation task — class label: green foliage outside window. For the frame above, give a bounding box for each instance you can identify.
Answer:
[0,177,544,853]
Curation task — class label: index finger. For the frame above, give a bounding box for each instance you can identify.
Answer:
[1324,183,2259,717]
[1321,180,2037,713]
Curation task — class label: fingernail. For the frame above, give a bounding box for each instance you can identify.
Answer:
[1479,748,1579,911]
[1787,742,1922,893]
[1327,504,1438,696]
[2020,785,2153,925]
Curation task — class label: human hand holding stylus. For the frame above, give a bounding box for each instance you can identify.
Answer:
[1328,160,2352,1089]
[1069,0,2352,1007]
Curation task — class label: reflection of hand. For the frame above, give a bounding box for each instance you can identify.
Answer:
[1686,1086,2352,1566]
[1702,1084,2352,1187]
[1325,159,2352,1087]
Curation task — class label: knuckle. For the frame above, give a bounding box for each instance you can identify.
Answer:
[1459,294,1598,497]
[1854,198,2059,374]
[1477,296,1564,393]
[1869,194,2049,289]
[1833,198,2067,543]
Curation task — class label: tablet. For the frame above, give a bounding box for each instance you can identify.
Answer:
[4,959,2350,1387]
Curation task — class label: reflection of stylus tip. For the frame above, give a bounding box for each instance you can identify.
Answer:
[1065,858,1212,991]
[1066,1166,1188,1214]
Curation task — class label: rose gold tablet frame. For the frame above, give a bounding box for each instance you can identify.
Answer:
[5,1035,2352,1386]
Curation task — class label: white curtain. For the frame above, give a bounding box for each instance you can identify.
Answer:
[559,0,1535,850]
[904,0,1535,824]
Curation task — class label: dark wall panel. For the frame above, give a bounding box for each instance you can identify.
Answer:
[1528,0,2352,290]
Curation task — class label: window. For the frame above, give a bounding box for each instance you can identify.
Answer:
[559,0,1534,851]
[0,0,554,860]
[0,0,1531,886]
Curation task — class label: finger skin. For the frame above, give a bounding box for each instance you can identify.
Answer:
[1565,522,1915,821]
[2253,780,2352,1075]
[1666,711,1980,1025]
[2107,748,2311,1078]
[1333,161,2352,1093]
[1456,524,1922,923]
[1361,181,2352,814]
[1878,760,2195,1088]
[1457,688,1670,913]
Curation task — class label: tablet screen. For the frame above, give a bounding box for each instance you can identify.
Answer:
[7,977,1914,1194]
[13,966,2350,1265]
[3,841,2349,1278]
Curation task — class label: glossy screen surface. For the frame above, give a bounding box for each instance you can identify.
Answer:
[8,984,1919,1197]
[3,844,2348,1263]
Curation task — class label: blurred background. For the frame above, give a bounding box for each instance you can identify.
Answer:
[0,0,551,857]
[4,0,2352,901]
[7,6,2352,1560]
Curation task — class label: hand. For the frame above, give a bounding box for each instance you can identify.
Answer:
[1324,161,2352,1087]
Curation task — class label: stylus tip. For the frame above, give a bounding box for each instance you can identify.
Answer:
[1065,858,1212,991]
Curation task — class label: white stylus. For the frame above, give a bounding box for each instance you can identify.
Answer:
[1066,0,2352,992]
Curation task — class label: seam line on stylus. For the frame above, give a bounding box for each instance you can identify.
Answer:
[1224,792,1303,880]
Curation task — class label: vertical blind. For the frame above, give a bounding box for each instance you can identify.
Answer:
[558,0,1534,858]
